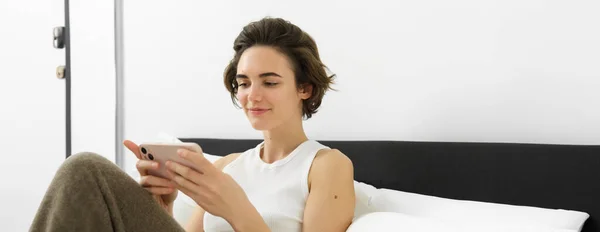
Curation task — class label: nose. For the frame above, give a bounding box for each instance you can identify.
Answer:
[247,83,262,102]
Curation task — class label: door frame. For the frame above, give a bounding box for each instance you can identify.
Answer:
[115,0,125,168]
[63,0,124,167]
[64,0,72,159]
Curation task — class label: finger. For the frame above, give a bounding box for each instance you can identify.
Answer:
[123,140,142,159]
[173,181,203,206]
[144,187,175,195]
[166,161,205,185]
[177,149,216,174]
[183,143,203,154]
[139,175,176,188]
[169,170,202,196]
[136,159,159,176]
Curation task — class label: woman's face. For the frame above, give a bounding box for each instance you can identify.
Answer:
[235,45,311,131]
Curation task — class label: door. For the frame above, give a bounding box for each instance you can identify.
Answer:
[0,0,67,231]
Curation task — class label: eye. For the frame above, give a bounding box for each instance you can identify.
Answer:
[265,82,278,86]
[238,83,248,88]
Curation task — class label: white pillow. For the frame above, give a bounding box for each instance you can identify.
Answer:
[347,212,577,232]
[353,181,378,221]
[369,188,589,232]
[347,212,455,232]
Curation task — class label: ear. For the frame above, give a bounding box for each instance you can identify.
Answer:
[298,84,313,100]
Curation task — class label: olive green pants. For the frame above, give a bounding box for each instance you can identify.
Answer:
[30,152,186,232]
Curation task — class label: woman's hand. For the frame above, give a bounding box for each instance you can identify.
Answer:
[165,148,255,224]
[123,140,178,215]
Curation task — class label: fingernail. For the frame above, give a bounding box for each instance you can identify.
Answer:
[152,162,158,168]
[177,149,186,157]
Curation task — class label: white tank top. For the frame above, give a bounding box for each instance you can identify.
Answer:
[203,140,329,232]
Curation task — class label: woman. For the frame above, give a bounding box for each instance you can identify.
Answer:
[30,17,355,232]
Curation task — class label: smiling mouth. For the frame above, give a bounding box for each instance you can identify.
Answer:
[248,109,269,115]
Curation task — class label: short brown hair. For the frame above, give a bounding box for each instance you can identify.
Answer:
[224,17,335,120]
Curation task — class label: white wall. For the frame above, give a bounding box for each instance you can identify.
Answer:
[0,1,66,231]
[70,0,116,162]
[123,0,600,174]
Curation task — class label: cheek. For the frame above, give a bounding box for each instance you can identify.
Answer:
[279,91,302,110]
[236,91,247,105]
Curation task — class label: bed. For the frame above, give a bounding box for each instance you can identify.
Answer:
[179,138,600,232]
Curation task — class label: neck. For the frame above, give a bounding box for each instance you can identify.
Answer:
[260,117,308,163]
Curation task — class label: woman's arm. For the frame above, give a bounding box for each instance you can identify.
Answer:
[302,149,355,232]
[184,207,206,232]
[183,153,242,232]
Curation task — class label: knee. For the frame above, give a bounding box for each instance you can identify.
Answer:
[60,152,114,174]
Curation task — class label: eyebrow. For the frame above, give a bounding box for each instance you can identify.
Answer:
[235,72,282,79]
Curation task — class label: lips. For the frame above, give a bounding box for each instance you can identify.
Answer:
[248,108,270,116]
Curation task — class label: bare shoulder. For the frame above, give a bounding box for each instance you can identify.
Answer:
[308,149,354,187]
[313,148,354,171]
[213,153,242,170]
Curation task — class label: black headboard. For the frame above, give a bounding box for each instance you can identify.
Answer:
[180,138,600,232]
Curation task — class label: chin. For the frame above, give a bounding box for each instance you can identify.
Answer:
[249,115,288,132]
[250,122,278,131]
[248,117,273,131]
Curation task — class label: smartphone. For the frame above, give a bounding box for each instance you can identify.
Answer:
[138,142,203,179]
